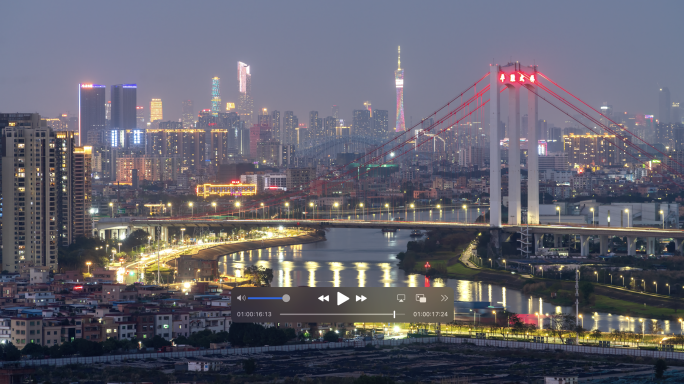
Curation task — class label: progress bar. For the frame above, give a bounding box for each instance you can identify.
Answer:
[281,311,403,318]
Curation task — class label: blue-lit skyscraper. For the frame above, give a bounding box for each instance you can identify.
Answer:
[111,84,137,147]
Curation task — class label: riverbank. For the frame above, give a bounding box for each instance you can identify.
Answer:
[397,230,684,320]
[449,259,684,320]
[191,231,326,261]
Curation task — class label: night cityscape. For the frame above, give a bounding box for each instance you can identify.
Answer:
[3,1,684,383]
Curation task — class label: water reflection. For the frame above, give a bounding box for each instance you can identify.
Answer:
[219,227,680,333]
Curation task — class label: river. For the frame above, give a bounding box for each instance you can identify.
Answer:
[218,208,680,334]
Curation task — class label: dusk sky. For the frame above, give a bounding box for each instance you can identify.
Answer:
[2,0,684,128]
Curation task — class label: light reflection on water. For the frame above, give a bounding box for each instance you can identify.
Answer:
[219,225,681,333]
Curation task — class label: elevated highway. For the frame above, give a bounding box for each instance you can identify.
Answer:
[95,217,684,257]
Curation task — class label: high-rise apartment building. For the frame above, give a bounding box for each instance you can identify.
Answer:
[105,101,111,122]
[211,77,221,115]
[659,87,671,124]
[395,46,405,132]
[353,109,371,136]
[78,83,106,146]
[238,62,253,123]
[323,116,337,138]
[283,111,298,145]
[182,100,194,128]
[332,105,340,120]
[672,102,681,124]
[150,99,163,122]
[136,106,145,129]
[271,110,281,142]
[372,109,389,139]
[309,111,320,144]
[111,84,137,130]
[563,133,620,167]
[54,131,92,247]
[0,114,56,271]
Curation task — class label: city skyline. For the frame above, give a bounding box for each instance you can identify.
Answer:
[4,1,684,130]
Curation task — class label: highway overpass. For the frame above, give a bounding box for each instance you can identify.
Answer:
[95,217,684,257]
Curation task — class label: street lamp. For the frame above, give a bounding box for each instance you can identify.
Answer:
[180,228,186,244]
[109,202,114,218]
[667,283,670,296]
[493,310,497,326]
[660,210,665,229]
[260,202,265,219]
[86,261,92,274]
[503,259,507,270]
[334,202,339,219]
[654,281,658,294]
[463,205,468,224]
[624,208,630,227]
[359,203,364,220]
[594,271,598,282]
[167,202,172,216]
[410,204,415,222]
[579,314,583,328]
[309,202,315,220]
[556,206,561,224]
[285,202,290,219]
[118,242,122,253]
[384,203,390,220]
[189,202,194,217]
[609,273,613,284]
[212,202,217,214]
[590,207,595,227]
[620,275,624,287]
[488,258,492,268]
[641,279,645,292]
[235,202,241,219]
[540,266,543,278]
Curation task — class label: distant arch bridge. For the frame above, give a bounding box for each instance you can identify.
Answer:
[296,135,386,159]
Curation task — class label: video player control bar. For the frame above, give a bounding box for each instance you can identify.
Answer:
[232,287,454,322]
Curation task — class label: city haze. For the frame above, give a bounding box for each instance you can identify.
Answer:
[2,0,684,126]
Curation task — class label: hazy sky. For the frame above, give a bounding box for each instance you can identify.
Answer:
[2,0,684,128]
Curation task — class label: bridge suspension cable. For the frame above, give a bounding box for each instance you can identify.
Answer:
[526,72,684,178]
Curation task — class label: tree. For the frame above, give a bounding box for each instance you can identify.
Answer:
[21,343,44,359]
[229,323,266,347]
[243,358,257,374]
[102,337,121,353]
[323,330,340,342]
[3,343,20,361]
[58,341,76,356]
[547,313,577,344]
[262,327,287,346]
[654,358,668,379]
[284,328,297,340]
[579,281,594,301]
[244,265,274,286]
[122,229,151,252]
[143,335,171,349]
[590,329,602,343]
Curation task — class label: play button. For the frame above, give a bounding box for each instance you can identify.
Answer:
[337,292,349,306]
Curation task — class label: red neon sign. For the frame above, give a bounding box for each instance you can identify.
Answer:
[499,74,505,83]
[231,180,241,184]
[74,286,83,290]
[424,262,431,269]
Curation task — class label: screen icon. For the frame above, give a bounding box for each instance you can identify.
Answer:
[355,295,367,302]
[318,295,330,302]
[397,294,406,302]
[337,292,349,305]
[416,294,427,303]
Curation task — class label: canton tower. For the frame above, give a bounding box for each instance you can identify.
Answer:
[395,46,405,132]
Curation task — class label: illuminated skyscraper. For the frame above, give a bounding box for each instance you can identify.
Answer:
[150,99,163,122]
[78,83,106,146]
[226,102,236,112]
[182,100,194,128]
[238,62,253,123]
[395,46,405,132]
[283,111,298,145]
[211,77,221,115]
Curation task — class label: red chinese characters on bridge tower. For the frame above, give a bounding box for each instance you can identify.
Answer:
[500,73,535,84]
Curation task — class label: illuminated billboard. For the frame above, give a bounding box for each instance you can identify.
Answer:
[196,182,257,198]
